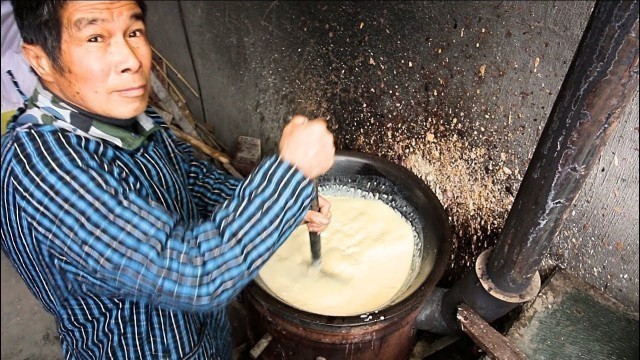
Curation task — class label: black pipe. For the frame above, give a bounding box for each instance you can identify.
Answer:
[416,260,523,334]
[487,0,639,294]
[417,0,639,334]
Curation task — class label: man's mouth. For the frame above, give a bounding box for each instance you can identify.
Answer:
[116,85,147,97]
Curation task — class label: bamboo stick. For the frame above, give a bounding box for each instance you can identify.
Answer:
[151,46,199,98]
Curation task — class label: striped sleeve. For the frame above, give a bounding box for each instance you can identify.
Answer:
[169,132,242,215]
[187,159,242,216]
[5,127,313,312]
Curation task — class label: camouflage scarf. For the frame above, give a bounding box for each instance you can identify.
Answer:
[13,82,161,150]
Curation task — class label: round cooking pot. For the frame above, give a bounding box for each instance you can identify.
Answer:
[243,151,451,359]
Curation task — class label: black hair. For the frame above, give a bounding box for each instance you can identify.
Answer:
[10,0,147,72]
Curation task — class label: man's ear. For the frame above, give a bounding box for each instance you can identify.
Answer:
[21,43,57,82]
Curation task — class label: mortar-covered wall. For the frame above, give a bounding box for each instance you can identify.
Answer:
[146,1,638,313]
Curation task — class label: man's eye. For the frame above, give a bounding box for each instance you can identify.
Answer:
[87,36,103,43]
[129,29,144,38]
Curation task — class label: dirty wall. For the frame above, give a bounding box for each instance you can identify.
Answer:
[146,1,638,312]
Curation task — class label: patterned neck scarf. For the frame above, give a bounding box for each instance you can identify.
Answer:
[13,82,161,150]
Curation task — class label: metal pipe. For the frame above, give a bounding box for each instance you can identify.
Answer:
[487,0,639,295]
[417,0,639,334]
[416,249,538,334]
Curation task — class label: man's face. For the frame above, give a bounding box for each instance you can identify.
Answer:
[46,1,152,119]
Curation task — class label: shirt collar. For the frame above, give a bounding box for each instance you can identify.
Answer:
[20,82,161,150]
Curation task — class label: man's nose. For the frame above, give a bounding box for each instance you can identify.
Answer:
[114,38,143,74]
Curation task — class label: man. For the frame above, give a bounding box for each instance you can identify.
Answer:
[1,1,334,359]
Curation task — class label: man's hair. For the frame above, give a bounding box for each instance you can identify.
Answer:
[10,0,147,72]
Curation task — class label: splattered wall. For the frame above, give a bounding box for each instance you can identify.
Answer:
[274,1,596,285]
[147,1,638,310]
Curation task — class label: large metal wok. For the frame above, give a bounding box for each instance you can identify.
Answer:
[243,151,451,359]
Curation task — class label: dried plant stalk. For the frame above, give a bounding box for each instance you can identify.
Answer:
[149,47,241,177]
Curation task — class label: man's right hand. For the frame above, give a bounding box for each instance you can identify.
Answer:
[279,115,335,179]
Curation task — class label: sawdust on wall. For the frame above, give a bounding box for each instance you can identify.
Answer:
[337,107,524,284]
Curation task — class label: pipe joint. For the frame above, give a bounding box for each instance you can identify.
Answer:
[416,248,540,335]
[477,248,541,304]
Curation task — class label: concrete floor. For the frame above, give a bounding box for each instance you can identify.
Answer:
[1,253,61,360]
[507,271,640,360]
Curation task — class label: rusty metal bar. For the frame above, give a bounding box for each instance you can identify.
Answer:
[457,304,527,360]
[486,0,639,295]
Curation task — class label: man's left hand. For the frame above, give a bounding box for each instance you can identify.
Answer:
[304,195,331,233]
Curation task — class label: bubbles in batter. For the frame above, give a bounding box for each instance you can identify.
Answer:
[259,196,415,316]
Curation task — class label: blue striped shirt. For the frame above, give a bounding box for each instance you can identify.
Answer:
[1,83,313,359]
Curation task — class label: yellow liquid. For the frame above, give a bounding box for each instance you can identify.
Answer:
[259,196,414,316]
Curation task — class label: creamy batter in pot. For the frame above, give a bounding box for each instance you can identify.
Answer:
[259,196,415,316]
